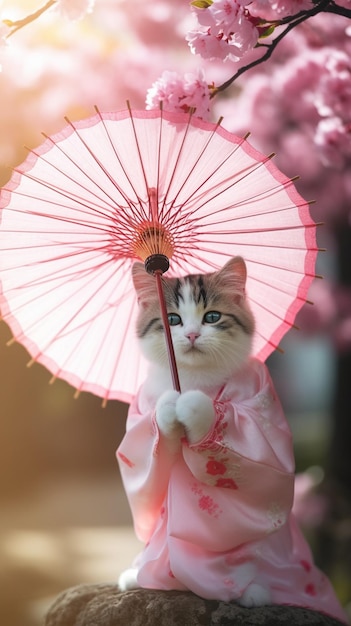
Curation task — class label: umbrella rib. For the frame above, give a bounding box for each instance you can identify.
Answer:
[47,117,147,220]
[51,270,136,402]
[157,229,318,258]
[8,171,134,232]
[0,237,136,271]
[187,185,311,225]
[5,182,141,241]
[163,132,261,226]
[155,105,163,221]
[95,282,139,406]
[3,248,114,276]
[92,106,148,223]
[254,331,285,354]
[25,140,137,222]
[160,114,224,222]
[193,205,313,230]
[167,126,252,225]
[164,179,311,235]
[4,193,109,230]
[248,292,299,328]
[9,171,117,220]
[125,104,151,218]
[2,250,115,300]
[249,273,314,304]
[180,243,316,276]
[165,156,291,230]
[0,239,112,259]
[195,222,318,240]
[18,258,130,357]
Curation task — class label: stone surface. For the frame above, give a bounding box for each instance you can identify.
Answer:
[45,584,346,626]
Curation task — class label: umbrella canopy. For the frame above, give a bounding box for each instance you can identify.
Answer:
[0,107,317,405]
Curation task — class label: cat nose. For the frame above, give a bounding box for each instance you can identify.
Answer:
[186,332,200,346]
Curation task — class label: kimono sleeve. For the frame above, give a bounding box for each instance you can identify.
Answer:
[116,389,178,543]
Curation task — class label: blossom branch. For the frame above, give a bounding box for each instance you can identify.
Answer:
[4,0,57,39]
[212,0,351,97]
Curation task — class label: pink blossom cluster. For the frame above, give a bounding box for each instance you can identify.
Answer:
[146,69,212,119]
[186,0,260,63]
[314,52,351,168]
[276,48,351,171]
[214,14,351,219]
[146,0,317,118]
[186,0,314,64]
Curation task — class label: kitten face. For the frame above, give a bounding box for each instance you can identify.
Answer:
[132,257,255,384]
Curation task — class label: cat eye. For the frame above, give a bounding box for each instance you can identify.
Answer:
[167,313,182,326]
[203,311,221,324]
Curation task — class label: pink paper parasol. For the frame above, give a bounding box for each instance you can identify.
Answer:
[0,107,318,405]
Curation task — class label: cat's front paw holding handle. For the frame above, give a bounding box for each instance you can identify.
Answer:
[156,390,182,440]
[176,390,215,445]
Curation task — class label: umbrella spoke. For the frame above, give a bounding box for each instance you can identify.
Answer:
[162,136,270,223]
[164,161,296,229]
[2,253,119,327]
[22,146,137,222]
[43,119,148,222]
[90,106,149,223]
[18,258,132,353]
[7,173,144,242]
[161,116,227,222]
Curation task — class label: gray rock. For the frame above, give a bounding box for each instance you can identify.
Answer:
[45,584,345,626]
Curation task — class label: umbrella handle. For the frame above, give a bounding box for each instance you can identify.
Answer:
[154,270,181,392]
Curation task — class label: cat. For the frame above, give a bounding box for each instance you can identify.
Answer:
[117,257,348,622]
[131,255,255,449]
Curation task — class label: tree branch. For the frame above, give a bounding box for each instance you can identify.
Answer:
[211,0,350,98]
[5,0,57,39]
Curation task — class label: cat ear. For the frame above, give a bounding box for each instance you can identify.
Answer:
[217,256,247,299]
[132,262,157,305]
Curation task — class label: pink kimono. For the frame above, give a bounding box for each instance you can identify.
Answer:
[117,358,348,624]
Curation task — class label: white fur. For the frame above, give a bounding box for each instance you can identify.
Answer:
[118,567,139,591]
[155,390,181,437]
[176,390,215,445]
[238,582,271,608]
[156,389,215,446]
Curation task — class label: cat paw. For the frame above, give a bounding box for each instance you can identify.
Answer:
[156,390,183,440]
[118,567,140,591]
[237,583,271,608]
[176,390,215,445]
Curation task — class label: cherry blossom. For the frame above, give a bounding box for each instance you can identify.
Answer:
[145,69,212,119]
[315,117,351,168]
[206,457,227,475]
[210,0,244,33]
[315,51,351,122]
[216,477,238,489]
[186,28,231,60]
[187,1,259,62]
